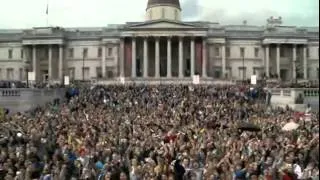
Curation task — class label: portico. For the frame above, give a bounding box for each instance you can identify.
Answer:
[22,39,64,82]
[119,35,207,79]
[263,38,309,80]
[119,20,208,79]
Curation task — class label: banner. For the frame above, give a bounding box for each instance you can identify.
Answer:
[251,75,257,85]
[195,42,202,73]
[120,77,125,84]
[28,72,35,81]
[125,42,132,68]
[193,75,200,85]
[64,76,70,85]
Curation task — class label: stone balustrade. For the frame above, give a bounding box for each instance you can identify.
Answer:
[271,88,319,112]
[0,88,66,113]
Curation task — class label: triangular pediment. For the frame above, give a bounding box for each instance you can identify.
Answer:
[126,20,199,29]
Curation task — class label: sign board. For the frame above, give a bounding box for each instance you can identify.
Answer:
[64,76,70,85]
[250,75,257,85]
[120,77,125,84]
[192,75,200,85]
[28,72,35,81]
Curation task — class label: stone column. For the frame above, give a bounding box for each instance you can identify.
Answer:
[303,45,307,79]
[190,37,195,77]
[178,37,184,78]
[114,45,119,76]
[265,45,270,77]
[101,44,106,78]
[167,37,172,78]
[32,45,37,81]
[202,39,207,77]
[131,38,136,78]
[120,38,125,77]
[276,44,280,78]
[48,45,52,81]
[143,37,148,78]
[155,37,160,78]
[292,44,297,80]
[221,44,226,78]
[58,45,63,81]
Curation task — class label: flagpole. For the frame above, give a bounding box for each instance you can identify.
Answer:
[46,0,49,26]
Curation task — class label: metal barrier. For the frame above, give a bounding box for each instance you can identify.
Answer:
[304,89,319,97]
[0,89,21,97]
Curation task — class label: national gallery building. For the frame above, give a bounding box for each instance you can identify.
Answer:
[0,0,318,83]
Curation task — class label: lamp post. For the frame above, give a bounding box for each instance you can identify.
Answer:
[242,55,245,83]
[26,68,29,88]
[24,62,30,88]
[82,49,85,81]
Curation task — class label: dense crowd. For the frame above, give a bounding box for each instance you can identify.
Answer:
[0,84,318,180]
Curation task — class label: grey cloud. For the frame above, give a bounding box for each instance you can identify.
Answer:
[201,9,319,26]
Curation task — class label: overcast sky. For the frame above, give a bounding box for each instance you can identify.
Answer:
[0,0,318,29]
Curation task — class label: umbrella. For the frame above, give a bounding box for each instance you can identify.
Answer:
[238,122,261,132]
[282,122,299,131]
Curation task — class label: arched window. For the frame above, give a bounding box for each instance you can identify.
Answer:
[149,10,152,20]
[161,8,165,19]
[174,10,178,20]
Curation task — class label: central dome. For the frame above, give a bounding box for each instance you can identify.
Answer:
[147,0,181,10]
[145,0,182,21]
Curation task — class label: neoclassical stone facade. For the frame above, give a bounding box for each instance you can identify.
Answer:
[0,0,318,82]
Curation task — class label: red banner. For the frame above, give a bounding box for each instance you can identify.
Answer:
[125,42,132,65]
[195,42,202,74]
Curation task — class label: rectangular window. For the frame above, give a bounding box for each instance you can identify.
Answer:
[68,67,75,80]
[98,47,102,57]
[19,68,23,80]
[226,47,230,57]
[83,48,88,58]
[240,47,245,57]
[96,67,102,78]
[68,48,74,58]
[212,67,222,78]
[6,68,14,80]
[254,48,259,57]
[214,47,220,57]
[108,48,112,57]
[238,67,247,80]
[82,67,90,80]
[21,49,24,59]
[280,47,285,57]
[8,49,13,59]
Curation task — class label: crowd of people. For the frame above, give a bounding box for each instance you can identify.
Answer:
[0,84,318,180]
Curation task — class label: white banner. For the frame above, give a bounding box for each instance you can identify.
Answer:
[28,72,35,81]
[251,75,257,85]
[192,75,200,85]
[120,77,125,84]
[64,76,70,85]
